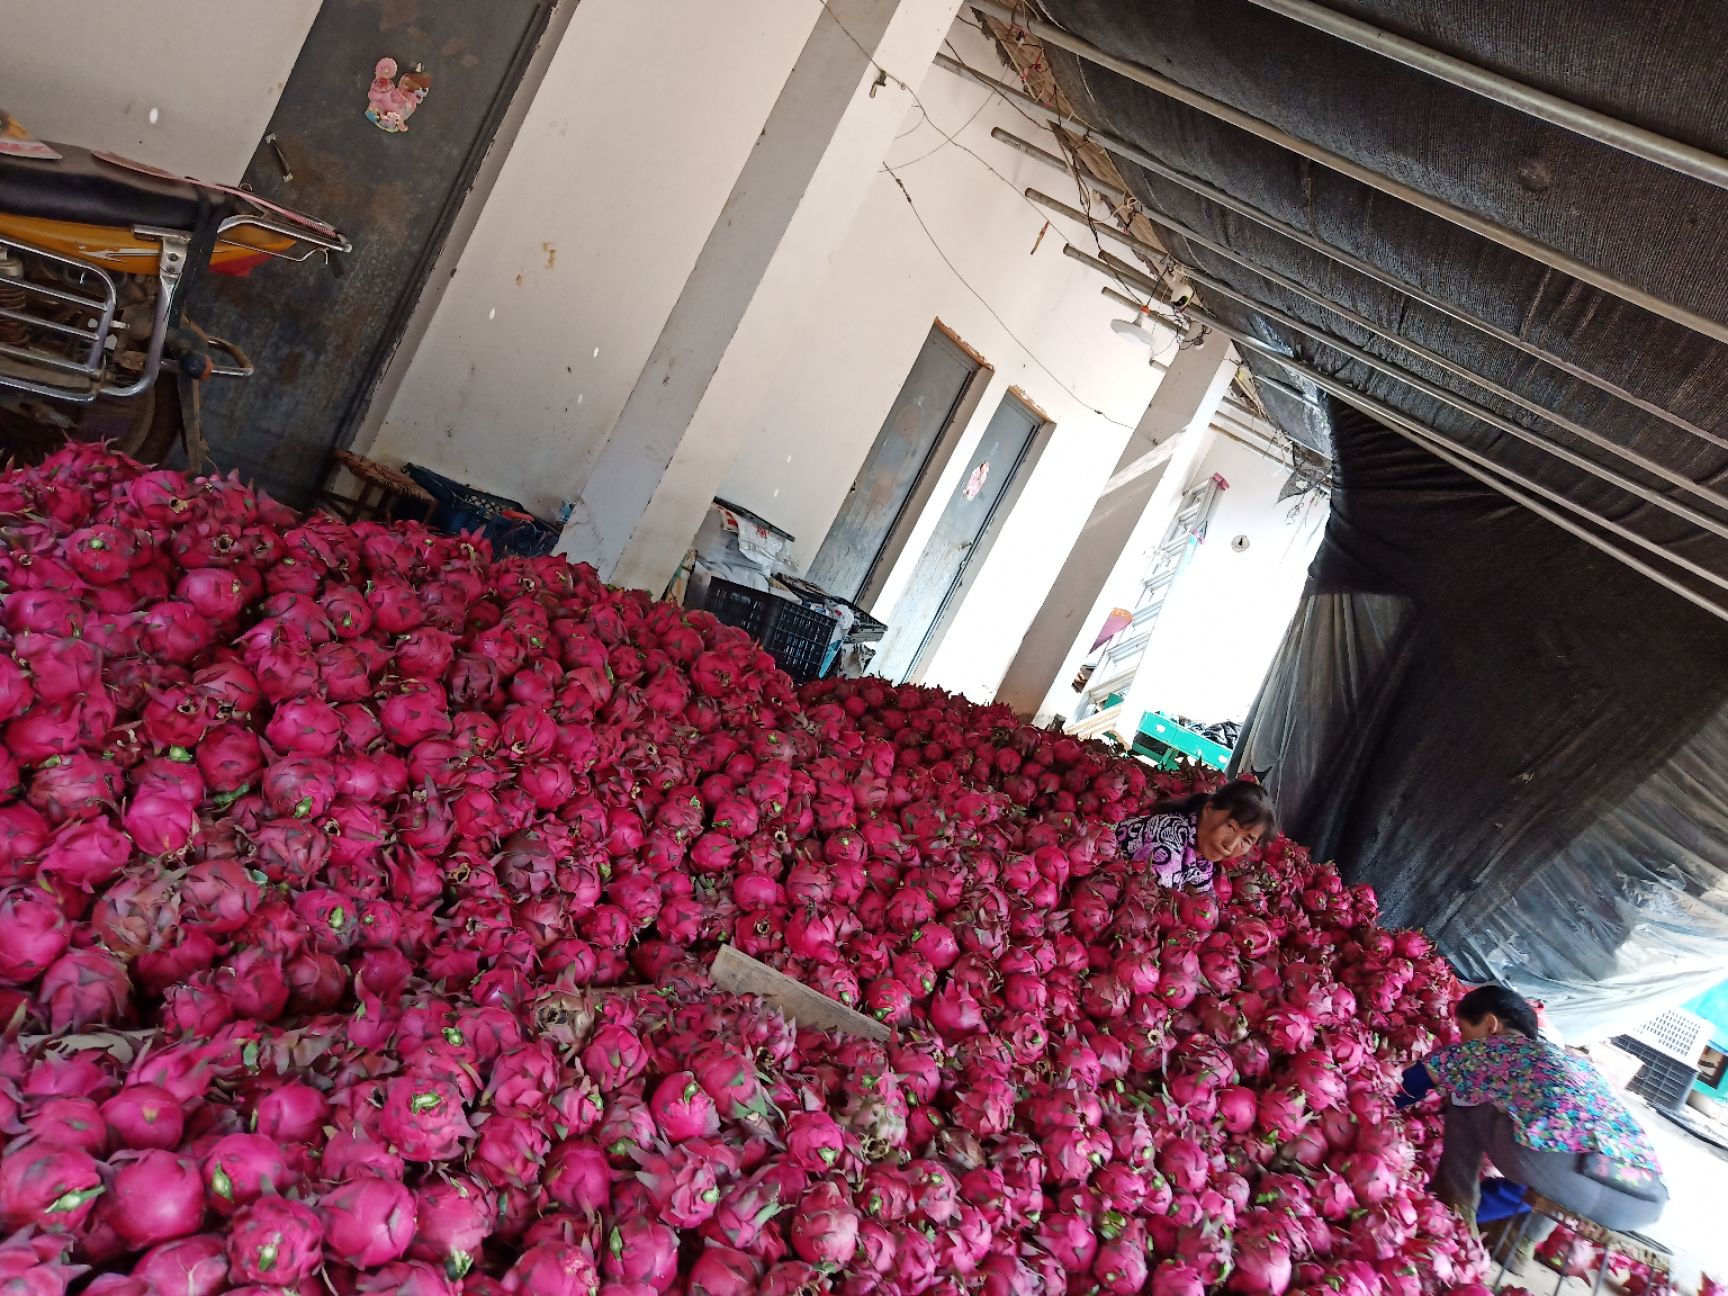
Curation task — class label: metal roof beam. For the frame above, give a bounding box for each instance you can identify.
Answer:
[958,89,1716,447]
[1034,188,1728,508]
[1057,241,1728,573]
[966,0,1728,346]
[1182,308,1728,620]
[1242,0,1728,193]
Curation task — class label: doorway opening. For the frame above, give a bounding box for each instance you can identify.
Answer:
[873,388,1053,684]
[806,322,990,607]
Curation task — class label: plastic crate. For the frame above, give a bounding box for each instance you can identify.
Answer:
[704,580,776,640]
[763,599,840,683]
[1627,1007,1713,1066]
[1613,1035,1702,1112]
[700,577,838,682]
[400,465,560,557]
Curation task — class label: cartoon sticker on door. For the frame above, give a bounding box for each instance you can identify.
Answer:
[963,461,990,500]
[367,59,432,133]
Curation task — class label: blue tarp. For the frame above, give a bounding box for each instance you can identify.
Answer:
[1683,979,1728,1048]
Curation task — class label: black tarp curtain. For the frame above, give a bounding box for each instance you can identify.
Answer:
[1024,0,1728,1035]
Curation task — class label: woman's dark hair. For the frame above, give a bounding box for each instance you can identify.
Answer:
[1157,779,1277,835]
[1457,984,1540,1039]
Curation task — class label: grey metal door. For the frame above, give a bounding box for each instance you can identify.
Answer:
[807,326,980,603]
[190,0,554,507]
[878,393,1044,682]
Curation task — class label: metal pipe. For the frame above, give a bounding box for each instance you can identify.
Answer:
[1182,307,1728,615]
[1241,0,1728,193]
[1099,245,1728,541]
[1095,282,1183,329]
[0,307,100,342]
[966,1,1728,346]
[1078,240,1728,544]
[1102,284,1148,312]
[1069,244,1173,299]
[1056,181,1728,464]
[997,128,1130,205]
[977,120,1721,455]
[1036,188,1728,498]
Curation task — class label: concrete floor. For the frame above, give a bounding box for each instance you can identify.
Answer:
[1493,1097,1728,1296]
[1637,1098,1728,1291]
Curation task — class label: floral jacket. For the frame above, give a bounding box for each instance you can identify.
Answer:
[1114,810,1213,890]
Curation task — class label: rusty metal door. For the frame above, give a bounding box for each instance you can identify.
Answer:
[874,391,1045,683]
[189,0,554,507]
[807,326,982,603]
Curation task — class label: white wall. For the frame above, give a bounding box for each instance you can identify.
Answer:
[1121,430,1327,726]
[716,23,1170,702]
[368,0,819,513]
[372,6,1171,704]
[0,0,318,183]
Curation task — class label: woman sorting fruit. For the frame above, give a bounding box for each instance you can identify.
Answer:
[1113,778,1277,890]
[1398,985,1668,1238]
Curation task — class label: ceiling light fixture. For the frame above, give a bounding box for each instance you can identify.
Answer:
[1111,308,1162,347]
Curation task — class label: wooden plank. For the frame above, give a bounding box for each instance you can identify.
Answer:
[710,945,891,1043]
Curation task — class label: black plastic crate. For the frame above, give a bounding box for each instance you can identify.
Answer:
[400,465,560,558]
[763,599,840,683]
[1613,1035,1700,1112]
[704,580,777,639]
[701,577,838,682]
[773,574,888,643]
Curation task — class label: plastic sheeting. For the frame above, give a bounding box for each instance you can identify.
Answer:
[1023,0,1728,1036]
[1232,406,1728,1040]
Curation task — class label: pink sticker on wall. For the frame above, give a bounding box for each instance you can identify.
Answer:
[964,462,990,500]
[367,59,431,134]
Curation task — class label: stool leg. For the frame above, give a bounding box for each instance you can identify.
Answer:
[1589,1250,1610,1296]
[1497,1210,1535,1290]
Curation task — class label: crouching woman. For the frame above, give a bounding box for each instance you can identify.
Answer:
[1400,985,1668,1236]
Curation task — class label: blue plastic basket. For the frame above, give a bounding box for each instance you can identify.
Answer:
[400,465,560,557]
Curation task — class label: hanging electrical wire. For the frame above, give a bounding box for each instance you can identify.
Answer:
[811,0,1172,312]
[885,169,1149,431]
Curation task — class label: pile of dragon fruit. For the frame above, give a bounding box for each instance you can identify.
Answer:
[0,446,1486,1296]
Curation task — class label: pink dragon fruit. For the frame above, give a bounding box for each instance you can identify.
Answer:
[783,1111,845,1172]
[0,1140,104,1231]
[603,1218,679,1293]
[108,1150,206,1248]
[0,886,70,985]
[687,1245,761,1296]
[0,1229,88,1296]
[38,945,131,1031]
[227,1197,325,1286]
[100,1084,184,1151]
[410,1176,494,1277]
[788,1180,859,1267]
[128,1234,229,1296]
[321,1175,418,1268]
[37,819,132,891]
[503,1242,602,1296]
[580,1025,649,1092]
[633,1145,722,1229]
[120,788,200,859]
[264,699,343,758]
[202,1133,298,1211]
[252,1081,330,1144]
[380,1075,476,1162]
[647,1071,720,1143]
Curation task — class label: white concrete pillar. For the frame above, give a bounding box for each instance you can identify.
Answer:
[556,0,962,592]
[995,331,1236,717]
